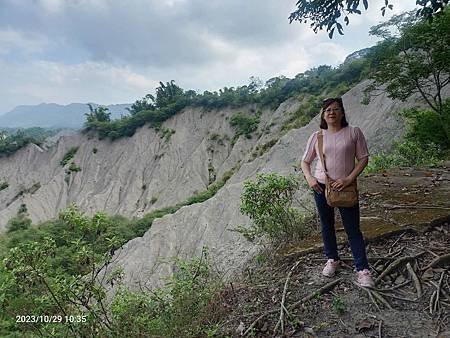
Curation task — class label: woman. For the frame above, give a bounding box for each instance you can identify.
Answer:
[300,97,374,287]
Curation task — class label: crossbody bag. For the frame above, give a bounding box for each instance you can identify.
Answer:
[317,130,358,208]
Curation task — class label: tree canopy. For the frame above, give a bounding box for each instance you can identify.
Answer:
[365,9,449,138]
[289,0,449,38]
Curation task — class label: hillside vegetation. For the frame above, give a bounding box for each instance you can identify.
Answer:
[0,10,449,337]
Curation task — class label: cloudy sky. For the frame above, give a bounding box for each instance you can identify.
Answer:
[0,0,416,114]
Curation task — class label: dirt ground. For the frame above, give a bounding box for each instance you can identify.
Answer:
[216,165,450,338]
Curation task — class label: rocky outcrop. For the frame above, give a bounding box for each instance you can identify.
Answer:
[0,101,296,231]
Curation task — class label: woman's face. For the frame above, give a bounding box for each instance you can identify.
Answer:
[323,101,343,126]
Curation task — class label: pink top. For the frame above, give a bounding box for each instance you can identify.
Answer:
[301,126,369,184]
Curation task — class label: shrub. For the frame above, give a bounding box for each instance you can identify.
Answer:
[0,181,8,191]
[159,127,176,142]
[68,162,81,172]
[109,248,222,337]
[229,111,260,141]
[60,146,79,166]
[238,173,311,243]
[6,215,32,233]
[332,296,346,314]
[365,104,450,173]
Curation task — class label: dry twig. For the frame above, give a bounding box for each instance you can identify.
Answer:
[422,253,450,271]
[243,278,342,336]
[406,262,422,298]
[274,260,300,334]
[375,252,425,285]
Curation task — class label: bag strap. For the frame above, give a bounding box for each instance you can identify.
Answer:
[317,130,330,182]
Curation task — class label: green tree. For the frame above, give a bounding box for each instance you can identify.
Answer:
[127,94,155,115]
[366,10,450,141]
[289,0,448,38]
[84,104,111,126]
[154,80,185,109]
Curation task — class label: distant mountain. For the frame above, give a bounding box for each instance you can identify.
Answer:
[0,103,131,129]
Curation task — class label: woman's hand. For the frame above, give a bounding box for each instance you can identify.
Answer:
[331,177,353,191]
[307,176,323,194]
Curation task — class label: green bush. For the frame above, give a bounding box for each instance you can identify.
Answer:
[60,146,79,166]
[0,127,60,157]
[109,248,221,337]
[230,111,260,146]
[281,95,323,132]
[6,215,32,233]
[365,104,450,173]
[0,181,8,191]
[68,162,81,172]
[159,127,176,142]
[332,296,346,314]
[237,173,311,243]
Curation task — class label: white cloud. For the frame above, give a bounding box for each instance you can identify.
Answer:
[0,0,422,113]
[0,28,49,55]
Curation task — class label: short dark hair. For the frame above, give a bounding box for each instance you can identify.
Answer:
[320,97,349,129]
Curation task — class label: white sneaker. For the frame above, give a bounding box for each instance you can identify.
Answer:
[322,259,340,277]
[357,269,375,287]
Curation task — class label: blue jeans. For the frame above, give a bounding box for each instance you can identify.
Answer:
[313,183,369,271]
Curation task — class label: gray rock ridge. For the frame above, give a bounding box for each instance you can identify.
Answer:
[104,80,442,290]
[0,103,292,231]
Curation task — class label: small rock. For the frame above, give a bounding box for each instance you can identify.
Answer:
[356,318,376,332]
[422,268,434,280]
[236,321,245,336]
[395,274,406,284]
[304,327,315,335]
[260,321,268,333]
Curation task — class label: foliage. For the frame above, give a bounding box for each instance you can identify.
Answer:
[68,162,81,173]
[6,215,32,233]
[0,127,59,157]
[249,139,279,161]
[0,181,8,191]
[128,164,238,238]
[365,9,450,143]
[230,111,261,143]
[288,0,448,38]
[109,248,222,338]
[332,296,346,314]
[281,95,324,132]
[365,104,450,173]
[82,57,371,141]
[238,173,311,243]
[0,206,222,337]
[0,206,126,337]
[159,127,176,142]
[60,146,79,166]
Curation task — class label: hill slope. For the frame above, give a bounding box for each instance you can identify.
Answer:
[0,79,447,292]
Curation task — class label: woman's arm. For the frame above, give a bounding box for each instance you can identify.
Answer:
[301,160,323,193]
[331,157,369,190]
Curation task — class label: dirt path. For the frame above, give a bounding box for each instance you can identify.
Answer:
[217,165,450,337]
